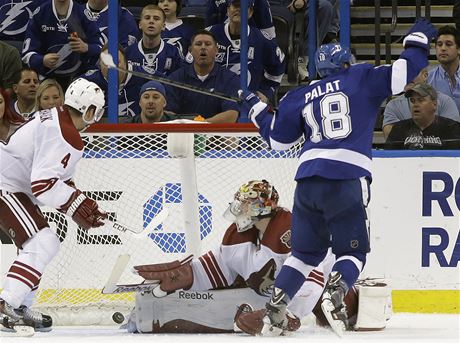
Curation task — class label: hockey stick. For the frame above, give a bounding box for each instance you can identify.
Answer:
[107,208,170,237]
[102,254,159,294]
[100,52,241,103]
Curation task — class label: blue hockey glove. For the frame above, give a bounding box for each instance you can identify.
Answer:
[403,18,438,52]
[238,89,269,123]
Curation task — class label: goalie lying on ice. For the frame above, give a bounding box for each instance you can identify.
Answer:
[127,180,391,334]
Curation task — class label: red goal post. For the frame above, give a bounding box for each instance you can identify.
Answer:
[32,122,302,325]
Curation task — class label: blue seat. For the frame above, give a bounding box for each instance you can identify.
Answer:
[179,6,207,31]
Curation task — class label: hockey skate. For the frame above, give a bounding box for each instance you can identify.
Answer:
[15,305,52,332]
[0,299,34,337]
[321,271,350,337]
[259,287,290,336]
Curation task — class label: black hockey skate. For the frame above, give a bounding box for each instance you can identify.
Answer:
[15,305,52,332]
[321,271,350,337]
[260,287,290,336]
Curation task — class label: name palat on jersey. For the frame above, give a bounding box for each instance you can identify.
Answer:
[305,80,342,103]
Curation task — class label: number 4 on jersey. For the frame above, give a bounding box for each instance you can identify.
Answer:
[61,153,71,168]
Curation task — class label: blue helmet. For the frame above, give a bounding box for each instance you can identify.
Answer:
[315,43,353,78]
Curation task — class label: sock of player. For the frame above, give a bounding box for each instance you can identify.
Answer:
[274,266,307,299]
[331,257,363,290]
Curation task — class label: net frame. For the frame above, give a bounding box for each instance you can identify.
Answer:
[30,123,302,325]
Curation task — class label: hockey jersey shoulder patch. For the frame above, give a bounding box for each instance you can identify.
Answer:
[260,208,292,254]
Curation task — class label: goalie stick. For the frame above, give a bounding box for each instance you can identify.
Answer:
[107,208,169,237]
[102,254,159,294]
[100,52,241,103]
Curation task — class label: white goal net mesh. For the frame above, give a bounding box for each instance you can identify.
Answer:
[32,125,302,325]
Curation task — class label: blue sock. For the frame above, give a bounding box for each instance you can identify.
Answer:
[274,265,306,299]
[332,259,361,290]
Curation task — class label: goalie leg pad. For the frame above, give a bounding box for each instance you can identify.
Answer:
[354,283,391,331]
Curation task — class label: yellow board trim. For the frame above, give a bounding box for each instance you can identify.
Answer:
[2,288,459,313]
[392,290,460,313]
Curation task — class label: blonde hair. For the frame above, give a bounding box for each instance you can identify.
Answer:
[35,79,64,111]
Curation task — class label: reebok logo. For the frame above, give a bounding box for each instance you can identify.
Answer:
[178,291,214,300]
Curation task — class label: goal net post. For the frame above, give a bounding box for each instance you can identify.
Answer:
[31,122,302,325]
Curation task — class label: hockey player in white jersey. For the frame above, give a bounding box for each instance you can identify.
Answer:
[130,180,337,333]
[0,78,106,334]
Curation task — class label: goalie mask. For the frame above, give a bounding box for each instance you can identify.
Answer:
[223,180,279,232]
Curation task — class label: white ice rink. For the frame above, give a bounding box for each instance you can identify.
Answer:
[1,313,459,344]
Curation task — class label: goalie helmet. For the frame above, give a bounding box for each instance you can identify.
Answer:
[315,43,353,78]
[64,78,105,125]
[223,180,279,232]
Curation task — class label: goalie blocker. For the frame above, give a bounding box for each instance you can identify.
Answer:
[126,279,391,333]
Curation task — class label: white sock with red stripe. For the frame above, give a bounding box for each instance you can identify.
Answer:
[0,228,60,308]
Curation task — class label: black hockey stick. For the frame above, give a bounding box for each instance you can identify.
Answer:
[100,52,241,103]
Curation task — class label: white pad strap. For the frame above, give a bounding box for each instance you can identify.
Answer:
[354,283,391,331]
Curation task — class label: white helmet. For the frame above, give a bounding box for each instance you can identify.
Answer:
[223,180,279,232]
[65,78,105,125]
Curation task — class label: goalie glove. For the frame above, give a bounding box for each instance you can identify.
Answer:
[403,18,438,53]
[133,255,194,297]
[59,189,107,230]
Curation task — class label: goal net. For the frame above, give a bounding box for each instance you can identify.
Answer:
[33,122,302,325]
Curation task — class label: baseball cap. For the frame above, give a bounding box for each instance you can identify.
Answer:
[139,81,166,99]
[227,0,255,7]
[405,83,437,101]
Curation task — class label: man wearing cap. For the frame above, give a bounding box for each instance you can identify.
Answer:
[382,67,460,139]
[385,83,460,150]
[207,0,285,109]
[132,81,173,123]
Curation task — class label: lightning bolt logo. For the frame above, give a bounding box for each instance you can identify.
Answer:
[0,1,33,34]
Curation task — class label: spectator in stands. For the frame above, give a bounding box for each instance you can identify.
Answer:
[125,4,183,77]
[165,30,240,123]
[207,0,285,106]
[383,67,460,139]
[206,0,275,39]
[427,26,460,113]
[289,0,338,80]
[0,0,47,42]
[84,0,139,48]
[21,0,102,90]
[11,68,40,119]
[35,79,65,111]
[454,1,460,31]
[0,41,22,94]
[0,88,25,142]
[157,0,196,59]
[132,81,174,123]
[385,83,460,150]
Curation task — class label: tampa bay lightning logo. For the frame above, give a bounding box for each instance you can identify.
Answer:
[0,0,40,36]
[145,183,213,253]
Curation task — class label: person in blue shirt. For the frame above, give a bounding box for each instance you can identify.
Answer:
[165,30,240,123]
[157,0,195,59]
[238,19,437,336]
[84,0,139,48]
[427,25,460,113]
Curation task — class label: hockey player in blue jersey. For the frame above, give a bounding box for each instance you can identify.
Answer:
[207,0,285,105]
[158,0,195,59]
[84,0,139,48]
[238,18,437,336]
[125,4,183,77]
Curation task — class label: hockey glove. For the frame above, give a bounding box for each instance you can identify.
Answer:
[403,18,437,53]
[60,189,107,230]
[238,90,269,123]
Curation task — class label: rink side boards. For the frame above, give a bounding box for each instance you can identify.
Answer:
[1,152,459,313]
